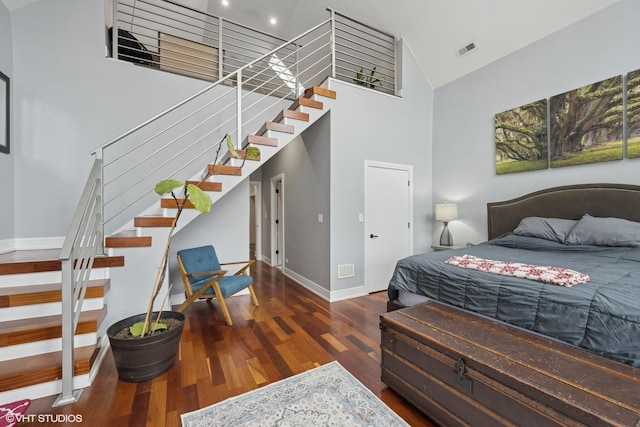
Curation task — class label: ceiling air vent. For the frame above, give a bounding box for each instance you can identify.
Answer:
[456,41,477,58]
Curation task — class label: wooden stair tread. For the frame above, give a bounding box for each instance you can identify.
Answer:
[258,121,294,135]
[105,231,152,248]
[0,279,109,308]
[134,216,176,228]
[0,309,104,347]
[208,164,242,175]
[275,109,309,122]
[185,180,223,192]
[161,198,194,209]
[243,134,278,147]
[0,345,95,392]
[0,251,124,276]
[291,97,323,110]
[304,86,336,99]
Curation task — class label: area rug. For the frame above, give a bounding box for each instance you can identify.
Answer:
[181,361,409,426]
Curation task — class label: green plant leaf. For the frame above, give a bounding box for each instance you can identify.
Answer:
[226,134,241,159]
[130,321,167,337]
[245,146,260,160]
[155,179,185,196]
[187,184,212,213]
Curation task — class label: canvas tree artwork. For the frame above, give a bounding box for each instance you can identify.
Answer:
[549,75,623,168]
[627,69,640,158]
[495,100,548,175]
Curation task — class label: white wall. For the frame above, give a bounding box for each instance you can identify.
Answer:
[433,0,640,246]
[10,0,209,239]
[327,39,434,292]
[0,2,14,241]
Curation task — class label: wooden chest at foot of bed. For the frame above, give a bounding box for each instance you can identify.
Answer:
[380,301,640,427]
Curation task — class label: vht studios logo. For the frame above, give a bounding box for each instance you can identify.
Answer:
[7,413,83,423]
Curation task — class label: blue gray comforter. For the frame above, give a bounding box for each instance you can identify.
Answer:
[388,234,640,367]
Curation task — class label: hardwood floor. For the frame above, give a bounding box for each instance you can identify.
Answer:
[25,261,435,426]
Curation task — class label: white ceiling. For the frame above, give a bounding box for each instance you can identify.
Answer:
[2,0,621,88]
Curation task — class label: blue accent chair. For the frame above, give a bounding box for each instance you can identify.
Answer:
[176,245,258,325]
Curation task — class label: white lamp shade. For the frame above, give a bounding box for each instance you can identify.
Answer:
[435,203,458,222]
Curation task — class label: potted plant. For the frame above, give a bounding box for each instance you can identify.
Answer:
[353,66,380,89]
[107,134,259,382]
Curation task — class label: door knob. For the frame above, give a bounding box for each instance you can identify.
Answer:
[370,234,379,239]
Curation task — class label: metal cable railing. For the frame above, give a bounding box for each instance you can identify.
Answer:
[58,2,396,405]
[331,9,397,96]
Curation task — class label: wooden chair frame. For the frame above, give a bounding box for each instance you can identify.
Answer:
[176,256,258,325]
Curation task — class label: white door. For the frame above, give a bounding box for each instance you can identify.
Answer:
[364,161,413,293]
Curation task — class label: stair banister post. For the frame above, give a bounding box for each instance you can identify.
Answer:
[95,149,105,255]
[329,8,336,78]
[218,17,224,81]
[236,68,242,149]
[111,0,118,60]
[53,257,82,407]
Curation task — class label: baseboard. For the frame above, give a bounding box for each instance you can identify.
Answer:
[328,285,368,302]
[0,237,65,254]
[283,268,330,301]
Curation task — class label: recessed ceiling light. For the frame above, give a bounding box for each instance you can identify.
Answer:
[270,17,277,25]
[221,0,229,6]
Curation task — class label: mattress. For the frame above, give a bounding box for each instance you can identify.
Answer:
[388,233,640,367]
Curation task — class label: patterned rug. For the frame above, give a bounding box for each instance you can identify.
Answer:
[181,361,409,426]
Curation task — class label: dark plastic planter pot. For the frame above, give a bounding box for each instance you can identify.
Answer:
[107,311,185,382]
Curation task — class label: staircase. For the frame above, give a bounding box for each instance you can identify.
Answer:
[0,86,336,403]
[0,1,395,405]
[0,250,124,403]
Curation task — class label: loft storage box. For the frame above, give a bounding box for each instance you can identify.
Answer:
[380,301,640,427]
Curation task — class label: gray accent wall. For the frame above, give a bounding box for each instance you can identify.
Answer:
[433,0,640,246]
[0,2,13,241]
[259,113,331,291]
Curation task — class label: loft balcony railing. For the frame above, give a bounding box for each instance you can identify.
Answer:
[57,1,398,406]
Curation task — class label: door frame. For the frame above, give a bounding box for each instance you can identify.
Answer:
[250,180,262,261]
[364,160,413,293]
[270,173,285,268]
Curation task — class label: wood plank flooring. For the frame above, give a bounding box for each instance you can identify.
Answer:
[24,261,435,426]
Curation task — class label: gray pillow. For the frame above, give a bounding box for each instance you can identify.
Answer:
[564,214,640,247]
[513,217,578,243]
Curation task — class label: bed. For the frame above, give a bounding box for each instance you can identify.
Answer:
[387,183,640,367]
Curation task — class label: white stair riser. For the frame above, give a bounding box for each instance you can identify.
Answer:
[0,268,109,288]
[0,332,97,362]
[0,373,91,406]
[0,297,104,322]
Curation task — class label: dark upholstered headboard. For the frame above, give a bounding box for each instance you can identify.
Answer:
[486,183,640,240]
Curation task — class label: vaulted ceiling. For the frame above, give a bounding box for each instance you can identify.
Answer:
[2,0,621,88]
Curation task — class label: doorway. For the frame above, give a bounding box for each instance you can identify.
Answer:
[249,181,261,261]
[364,161,413,293]
[270,174,284,268]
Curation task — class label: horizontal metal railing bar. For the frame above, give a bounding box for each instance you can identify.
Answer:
[334,33,395,59]
[60,160,103,259]
[221,37,295,58]
[97,17,331,154]
[136,0,214,27]
[221,21,288,44]
[105,125,232,223]
[335,68,394,88]
[335,46,395,73]
[222,28,290,49]
[334,51,395,77]
[334,19,395,48]
[156,42,220,61]
[118,7,212,34]
[104,84,236,176]
[223,42,296,57]
[331,8,395,40]
[334,48,395,75]
[117,15,218,46]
